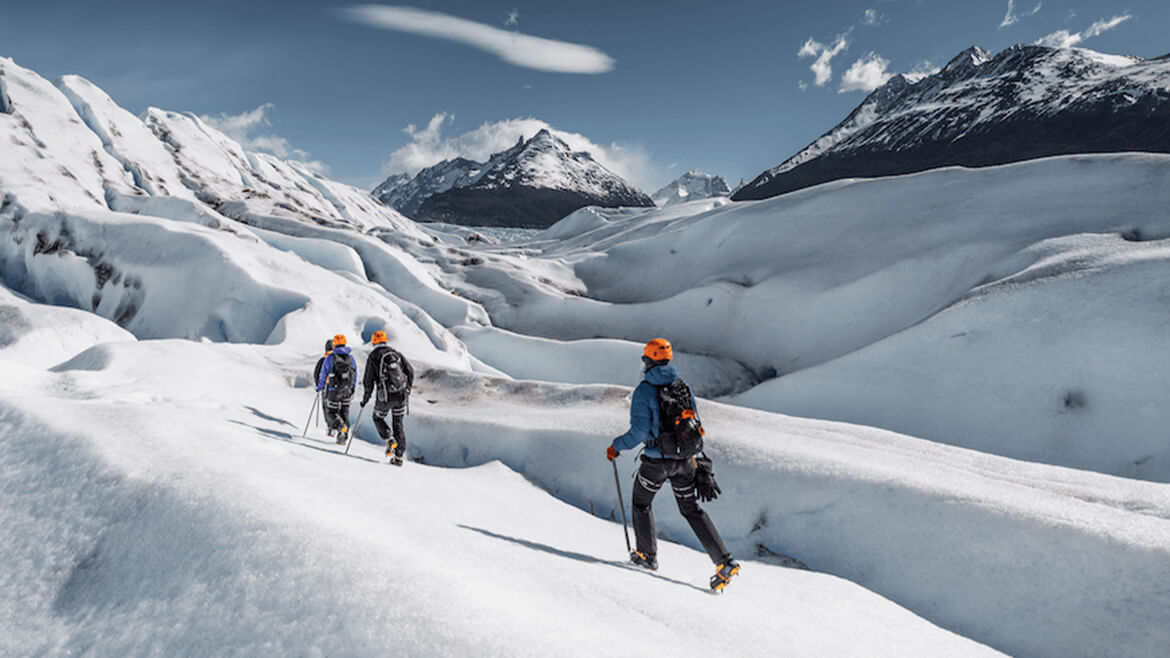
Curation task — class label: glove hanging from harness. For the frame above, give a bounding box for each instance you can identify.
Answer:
[694,454,721,502]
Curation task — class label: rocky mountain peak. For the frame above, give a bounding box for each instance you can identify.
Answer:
[652,170,731,207]
[372,127,653,228]
[942,46,991,76]
[733,44,1170,202]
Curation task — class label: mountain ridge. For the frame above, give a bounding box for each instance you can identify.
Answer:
[374,129,654,228]
[734,44,1170,201]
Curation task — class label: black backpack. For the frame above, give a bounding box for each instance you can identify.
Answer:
[378,349,409,397]
[326,355,355,402]
[654,379,705,459]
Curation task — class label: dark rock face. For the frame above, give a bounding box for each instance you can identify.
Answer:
[373,129,653,228]
[734,45,1170,201]
[417,186,643,229]
[373,161,481,217]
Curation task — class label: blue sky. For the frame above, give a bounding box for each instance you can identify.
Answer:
[2,1,1164,191]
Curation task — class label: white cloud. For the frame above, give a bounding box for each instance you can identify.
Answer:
[342,5,614,74]
[862,9,881,26]
[505,9,519,28]
[904,61,941,83]
[839,52,893,93]
[383,114,658,190]
[1000,0,1043,28]
[200,103,328,173]
[798,80,809,91]
[1036,13,1131,48]
[798,33,850,86]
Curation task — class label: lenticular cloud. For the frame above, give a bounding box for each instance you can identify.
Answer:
[342,5,615,74]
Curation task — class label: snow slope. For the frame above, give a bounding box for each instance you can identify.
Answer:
[8,315,1170,656]
[462,154,1170,481]
[1,335,1001,657]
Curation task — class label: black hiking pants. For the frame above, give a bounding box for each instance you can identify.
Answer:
[323,398,351,432]
[373,394,407,457]
[631,456,731,565]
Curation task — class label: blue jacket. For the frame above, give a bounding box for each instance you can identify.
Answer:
[316,346,357,391]
[611,364,693,459]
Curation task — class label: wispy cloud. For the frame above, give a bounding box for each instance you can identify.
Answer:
[798,32,850,87]
[904,61,941,83]
[505,9,519,28]
[200,103,327,173]
[839,53,893,93]
[384,114,657,190]
[837,56,941,94]
[1035,13,1132,48]
[1000,0,1043,28]
[862,9,882,26]
[342,5,614,74]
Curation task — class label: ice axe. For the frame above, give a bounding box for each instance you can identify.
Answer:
[611,458,632,554]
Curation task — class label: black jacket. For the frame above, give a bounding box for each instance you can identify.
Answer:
[313,354,329,384]
[362,345,414,403]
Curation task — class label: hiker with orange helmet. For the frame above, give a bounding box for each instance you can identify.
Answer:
[313,338,333,423]
[361,330,414,466]
[316,334,358,444]
[607,338,740,591]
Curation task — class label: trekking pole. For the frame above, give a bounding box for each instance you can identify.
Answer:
[611,459,632,554]
[302,391,320,438]
[344,404,366,456]
[314,393,321,427]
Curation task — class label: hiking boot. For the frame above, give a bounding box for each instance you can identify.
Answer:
[336,426,348,445]
[630,551,658,571]
[385,440,398,457]
[710,559,740,592]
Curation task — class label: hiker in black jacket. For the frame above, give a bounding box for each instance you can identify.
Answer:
[313,338,332,423]
[361,330,414,465]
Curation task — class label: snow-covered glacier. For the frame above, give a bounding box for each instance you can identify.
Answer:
[6,52,1170,658]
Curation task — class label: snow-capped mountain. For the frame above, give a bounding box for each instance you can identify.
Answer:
[651,170,731,206]
[734,44,1170,200]
[372,160,480,217]
[373,129,654,228]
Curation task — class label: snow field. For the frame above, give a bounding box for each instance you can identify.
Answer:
[451,324,756,397]
[463,153,1170,481]
[0,338,999,657]
[0,285,134,366]
[385,367,1170,658]
[733,233,1170,479]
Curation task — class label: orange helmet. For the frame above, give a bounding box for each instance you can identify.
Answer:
[643,338,673,362]
[371,330,388,345]
[332,334,347,347]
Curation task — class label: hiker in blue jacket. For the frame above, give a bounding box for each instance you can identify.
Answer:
[608,338,739,590]
[317,334,357,444]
